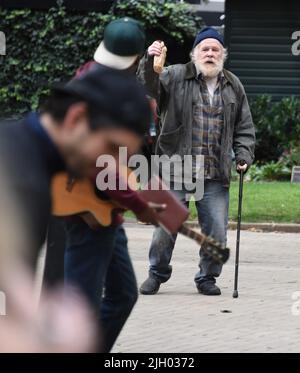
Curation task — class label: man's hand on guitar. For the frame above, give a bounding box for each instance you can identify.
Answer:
[136,202,166,226]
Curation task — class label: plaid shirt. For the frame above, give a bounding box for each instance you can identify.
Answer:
[192,73,224,180]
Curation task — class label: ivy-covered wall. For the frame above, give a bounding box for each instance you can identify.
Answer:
[0,0,204,118]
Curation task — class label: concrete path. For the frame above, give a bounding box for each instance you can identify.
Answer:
[112,223,300,353]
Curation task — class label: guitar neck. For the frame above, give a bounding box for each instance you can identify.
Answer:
[178,223,229,264]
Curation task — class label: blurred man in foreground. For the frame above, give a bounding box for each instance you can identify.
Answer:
[44,17,163,353]
[0,67,152,352]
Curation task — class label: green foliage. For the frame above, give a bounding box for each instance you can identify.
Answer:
[280,145,300,168]
[247,161,291,182]
[273,97,300,148]
[259,162,291,181]
[0,0,204,118]
[0,5,109,117]
[250,95,300,164]
[112,0,204,43]
[247,164,264,182]
[230,159,291,182]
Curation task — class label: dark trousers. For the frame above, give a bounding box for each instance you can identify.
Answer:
[63,219,138,352]
[44,216,65,288]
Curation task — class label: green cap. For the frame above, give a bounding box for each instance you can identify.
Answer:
[94,17,145,70]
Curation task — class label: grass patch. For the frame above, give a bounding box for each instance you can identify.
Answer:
[189,181,300,223]
[125,181,300,223]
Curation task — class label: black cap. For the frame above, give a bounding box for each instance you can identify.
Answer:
[53,65,151,136]
[193,27,224,49]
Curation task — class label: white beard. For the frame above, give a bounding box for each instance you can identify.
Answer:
[194,60,224,79]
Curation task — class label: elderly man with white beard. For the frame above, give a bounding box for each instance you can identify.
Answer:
[138,27,255,296]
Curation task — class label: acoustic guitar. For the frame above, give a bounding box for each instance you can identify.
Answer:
[51,172,230,264]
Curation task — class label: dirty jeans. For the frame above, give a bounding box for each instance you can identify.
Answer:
[148,180,229,286]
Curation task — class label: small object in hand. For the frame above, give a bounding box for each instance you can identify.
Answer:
[137,221,151,225]
[153,42,167,74]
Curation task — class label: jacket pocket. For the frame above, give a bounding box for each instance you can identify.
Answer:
[158,124,186,157]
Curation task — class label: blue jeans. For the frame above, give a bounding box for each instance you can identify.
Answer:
[149,180,229,286]
[64,220,138,352]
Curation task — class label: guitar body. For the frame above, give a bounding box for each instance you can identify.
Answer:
[51,173,230,263]
[51,173,116,228]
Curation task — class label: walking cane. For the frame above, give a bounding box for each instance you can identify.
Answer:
[233,167,244,298]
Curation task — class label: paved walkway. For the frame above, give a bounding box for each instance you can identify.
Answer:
[112,223,300,353]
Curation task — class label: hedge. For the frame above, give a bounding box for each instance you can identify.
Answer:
[250,95,300,163]
[0,0,204,118]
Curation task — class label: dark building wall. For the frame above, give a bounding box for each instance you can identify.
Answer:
[225,0,300,100]
[194,11,224,27]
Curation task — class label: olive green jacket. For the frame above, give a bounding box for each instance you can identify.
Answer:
[137,53,256,186]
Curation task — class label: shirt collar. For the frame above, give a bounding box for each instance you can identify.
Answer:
[25,112,65,173]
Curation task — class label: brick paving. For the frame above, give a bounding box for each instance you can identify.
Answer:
[112,223,300,353]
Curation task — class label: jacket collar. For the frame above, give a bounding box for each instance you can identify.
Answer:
[184,61,198,80]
